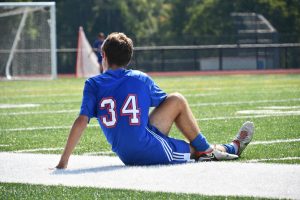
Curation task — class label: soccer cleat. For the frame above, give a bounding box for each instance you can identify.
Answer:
[195,147,238,161]
[232,121,255,156]
[211,148,239,160]
[195,148,214,161]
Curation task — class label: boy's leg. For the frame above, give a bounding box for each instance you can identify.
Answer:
[149,92,199,141]
[149,93,253,160]
[149,93,210,157]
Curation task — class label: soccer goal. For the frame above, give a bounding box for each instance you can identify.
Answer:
[76,26,100,78]
[0,2,57,80]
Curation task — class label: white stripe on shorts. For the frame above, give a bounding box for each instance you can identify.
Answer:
[173,152,190,161]
[146,127,188,162]
[146,127,172,161]
[173,154,183,159]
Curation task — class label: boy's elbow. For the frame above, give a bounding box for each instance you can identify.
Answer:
[75,115,89,128]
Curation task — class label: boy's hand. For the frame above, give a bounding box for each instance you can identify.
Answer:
[56,160,68,169]
[56,163,67,169]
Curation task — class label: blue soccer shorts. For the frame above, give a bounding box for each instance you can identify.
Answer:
[118,123,191,166]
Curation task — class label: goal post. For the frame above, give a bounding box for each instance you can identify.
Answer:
[0,2,57,80]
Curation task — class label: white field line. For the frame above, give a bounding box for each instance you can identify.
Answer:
[163,83,300,92]
[2,98,299,109]
[196,112,300,121]
[0,109,79,116]
[2,125,72,132]
[0,104,40,109]
[0,93,80,100]
[178,89,300,95]
[11,88,293,100]
[183,93,216,97]
[2,112,300,133]
[250,138,300,145]
[190,98,300,107]
[1,153,300,199]
[9,148,113,155]
[236,110,300,115]
[1,82,296,93]
[1,124,99,132]
[165,87,221,92]
[39,100,80,104]
[0,92,214,99]
[7,100,81,105]
[246,157,300,163]
[46,97,300,106]
[2,88,81,94]
[5,138,300,154]
[0,144,10,147]
[1,101,299,117]
[259,106,300,110]
[0,93,215,104]
[83,151,115,156]
[13,147,64,153]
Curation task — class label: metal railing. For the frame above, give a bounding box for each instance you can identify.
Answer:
[132,43,300,72]
[1,43,299,75]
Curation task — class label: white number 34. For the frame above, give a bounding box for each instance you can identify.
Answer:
[100,94,140,128]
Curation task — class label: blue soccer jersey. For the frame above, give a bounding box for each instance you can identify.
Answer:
[80,68,190,165]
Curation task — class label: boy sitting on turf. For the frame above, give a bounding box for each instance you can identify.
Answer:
[56,32,254,167]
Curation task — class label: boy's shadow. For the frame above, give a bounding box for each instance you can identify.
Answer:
[52,165,126,175]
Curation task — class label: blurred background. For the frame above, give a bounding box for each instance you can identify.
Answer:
[1,0,300,75]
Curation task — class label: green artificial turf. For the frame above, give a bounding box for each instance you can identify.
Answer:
[1,74,299,199]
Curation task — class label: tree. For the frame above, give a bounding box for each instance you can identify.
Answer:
[164,0,300,44]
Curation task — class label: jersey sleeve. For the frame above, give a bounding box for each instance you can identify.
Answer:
[147,76,167,107]
[79,79,97,120]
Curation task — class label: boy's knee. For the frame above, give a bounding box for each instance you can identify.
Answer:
[169,92,186,100]
[168,92,187,108]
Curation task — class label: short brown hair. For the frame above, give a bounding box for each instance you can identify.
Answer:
[101,32,133,67]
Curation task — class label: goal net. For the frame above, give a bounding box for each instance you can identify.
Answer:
[0,2,57,80]
[75,26,100,78]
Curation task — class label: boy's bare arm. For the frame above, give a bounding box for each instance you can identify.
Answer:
[56,115,89,169]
